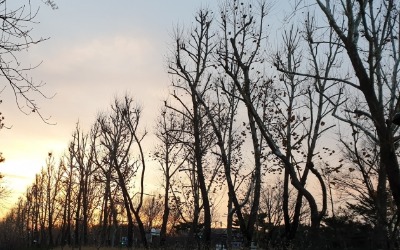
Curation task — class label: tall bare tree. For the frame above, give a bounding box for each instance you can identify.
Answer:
[60,149,76,247]
[69,124,97,246]
[169,4,267,246]
[168,9,220,248]
[273,15,343,238]
[281,0,400,248]
[43,152,63,246]
[92,122,120,247]
[97,95,148,248]
[153,106,189,246]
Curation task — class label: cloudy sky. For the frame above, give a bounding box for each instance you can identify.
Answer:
[0,0,291,209]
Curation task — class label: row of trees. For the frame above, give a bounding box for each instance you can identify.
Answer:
[1,0,400,249]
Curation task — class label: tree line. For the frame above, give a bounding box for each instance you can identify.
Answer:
[1,0,400,249]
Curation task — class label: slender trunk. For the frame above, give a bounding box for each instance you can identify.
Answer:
[381,141,400,213]
[192,98,211,249]
[127,213,134,248]
[227,198,233,250]
[187,163,200,250]
[74,182,82,246]
[245,110,262,246]
[26,204,32,248]
[66,182,72,245]
[83,172,89,245]
[160,174,170,246]
[47,182,54,246]
[197,169,211,248]
[48,213,53,246]
[101,174,110,246]
[289,168,310,239]
[191,81,249,246]
[375,158,388,250]
[132,210,148,248]
[283,169,290,238]
[122,188,134,248]
[109,195,118,247]
[376,137,398,250]
[121,182,135,247]
[115,164,148,248]
[61,192,67,246]
[189,205,200,249]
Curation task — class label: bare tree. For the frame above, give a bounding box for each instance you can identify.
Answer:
[167,9,220,248]
[273,15,344,238]
[333,124,399,246]
[68,123,98,246]
[60,150,76,247]
[213,2,336,244]
[43,152,63,246]
[0,0,55,120]
[153,106,189,246]
[336,132,382,223]
[92,122,121,248]
[97,95,148,248]
[278,0,400,248]
[169,4,267,246]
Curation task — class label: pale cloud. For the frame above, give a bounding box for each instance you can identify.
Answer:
[41,35,157,80]
[30,33,168,126]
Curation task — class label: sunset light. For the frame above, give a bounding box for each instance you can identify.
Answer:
[0,0,399,249]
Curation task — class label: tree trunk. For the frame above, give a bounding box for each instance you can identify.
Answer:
[132,210,148,248]
[244,109,262,246]
[192,97,211,249]
[122,191,134,248]
[283,169,291,239]
[375,157,388,250]
[83,173,89,245]
[160,174,170,246]
[227,198,233,250]
[101,174,110,246]
[74,182,82,247]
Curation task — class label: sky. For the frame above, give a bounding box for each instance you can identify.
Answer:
[0,0,293,211]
